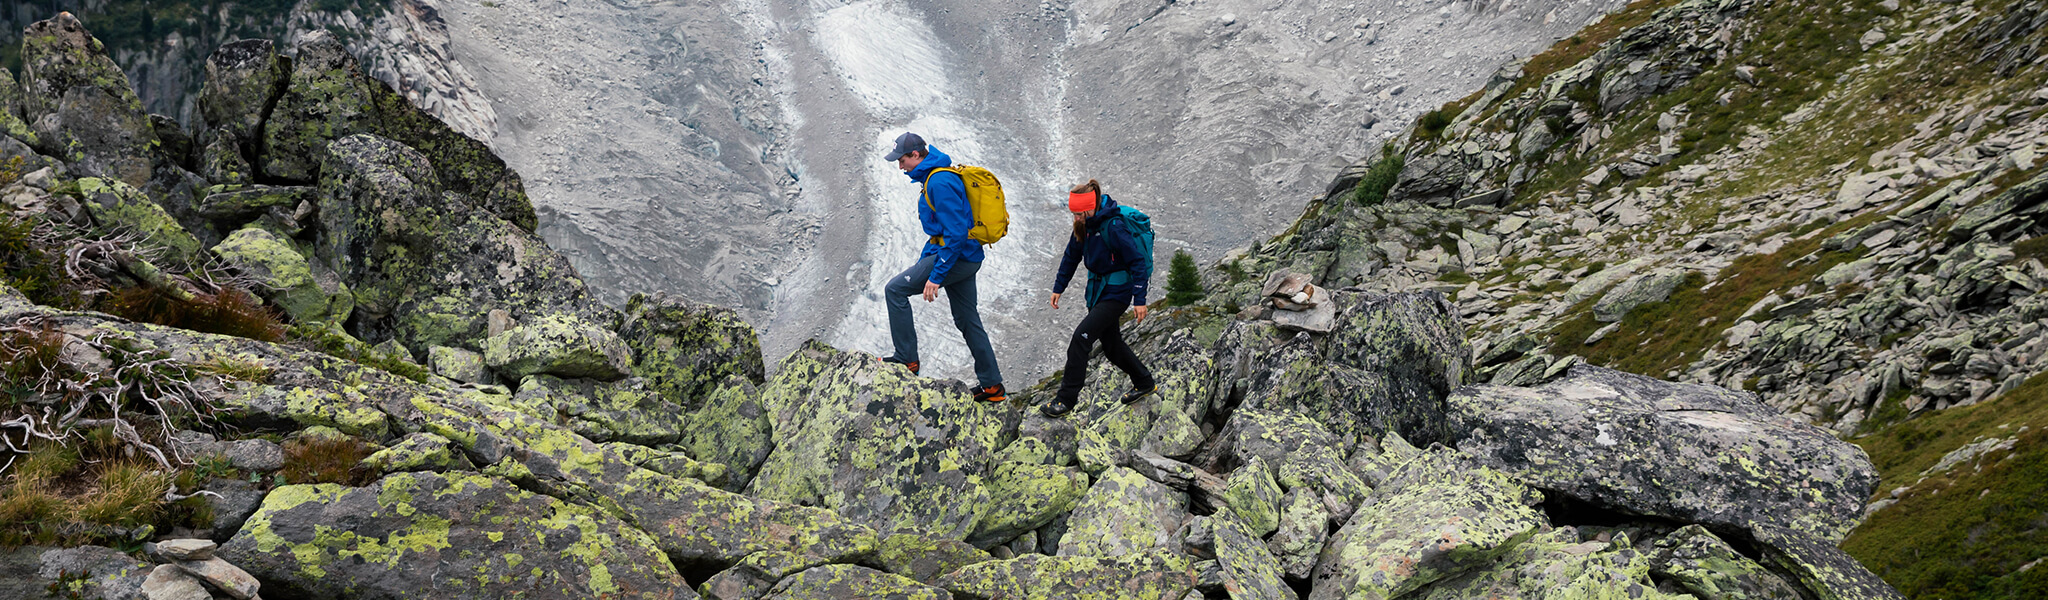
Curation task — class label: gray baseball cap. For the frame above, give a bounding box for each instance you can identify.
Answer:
[884,132,927,161]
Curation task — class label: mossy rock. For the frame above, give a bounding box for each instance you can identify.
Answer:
[620,292,766,410]
[936,551,1196,600]
[1311,449,1544,599]
[678,378,773,491]
[217,471,686,599]
[512,374,680,444]
[966,461,1089,549]
[697,550,828,599]
[199,39,286,144]
[356,432,464,475]
[1210,509,1293,600]
[1206,407,1370,520]
[1652,525,1805,600]
[871,533,994,584]
[1220,457,1283,538]
[212,225,353,326]
[0,67,38,147]
[1069,330,1214,453]
[1416,527,1689,600]
[1056,466,1186,557]
[485,315,633,382]
[601,442,728,489]
[76,177,202,267]
[1268,487,1328,580]
[748,340,1018,540]
[762,564,949,600]
[427,346,489,384]
[17,14,154,187]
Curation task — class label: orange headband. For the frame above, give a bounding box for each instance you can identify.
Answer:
[1068,191,1098,212]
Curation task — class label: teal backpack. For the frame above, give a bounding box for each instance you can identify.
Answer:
[1085,205,1156,307]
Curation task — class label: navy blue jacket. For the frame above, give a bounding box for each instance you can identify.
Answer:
[907,147,982,284]
[1052,195,1150,306]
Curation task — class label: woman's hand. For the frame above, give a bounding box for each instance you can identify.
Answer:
[1132,305,1148,322]
[1050,293,1062,309]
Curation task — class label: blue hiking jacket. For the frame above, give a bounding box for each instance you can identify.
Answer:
[1052,195,1150,307]
[907,147,983,284]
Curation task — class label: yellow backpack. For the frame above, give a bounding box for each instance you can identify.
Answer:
[924,165,1010,246]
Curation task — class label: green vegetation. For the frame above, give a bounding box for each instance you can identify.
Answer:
[1163,249,1206,307]
[1548,213,1878,375]
[286,324,433,384]
[0,430,214,547]
[1348,145,1405,207]
[1416,108,1458,139]
[1845,371,2048,598]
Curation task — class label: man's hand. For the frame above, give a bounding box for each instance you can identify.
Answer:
[923,281,940,302]
[1050,293,1062,309]
[1132,304,1148,322]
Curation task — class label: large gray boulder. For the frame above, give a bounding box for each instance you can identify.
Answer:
[1446,365,1880,544]
[761,564,949,600]
[485,315,635,382]
[218,471,690,600]
[509,374,679,444]
[747,341,1020,540]
[1652,525,1805,600]
[1415,527,1685,600]
[0,67,33,145]
[18,13,156,188]
[966,461,1090,548]
[36,546,149,600]
[678,378,774,491]
[1309,450,1545,600]
[1213,510,1297,600]
[211,226,353,326]
[1067,329,1215,455]
[1592,268,1688,323]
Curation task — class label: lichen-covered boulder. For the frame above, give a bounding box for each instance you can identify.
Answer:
[762,564,949,600]
[217,471,688,599]
[212,226,353,326]
[428,346,489,384]
[0,67,34,145]
[484,314,630,383]
[679,378,773,491]
[195,185,315,221]
[197,131,253,185]
[409,388,880,569]
[1445,365,1880,543]
[261,31,377,182]
[603,442,729,488]
[36,546,149,600]
[937,551,1196,600]
[1221,458,1283,538]
[316,133,606,353]
[748,341,1019,539]
[1200,408,1370,525]
[1268,487,1328,580]
[1592,267,1688,323]
[356,432,464,475]
[698,551,827,600]
[967,461,1089,548]
[1213,510,1296,600]
[1302,290,1469,446]
[199,39,285,144]
[1058,466,1188,557]
[1652,525,1805,600]
[1069,330,1214,453]
[510,375,679,443]
[1308,450,1544,600]
[259,31,534,228]
[1416,527,1687,600]
[18,14,155,187]
[1751,526,1905,600]
[620,292,765,409]
[76,177,205,266]
[871,533,994,584]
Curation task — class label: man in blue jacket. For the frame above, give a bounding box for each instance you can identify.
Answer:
[881,132,1005,403]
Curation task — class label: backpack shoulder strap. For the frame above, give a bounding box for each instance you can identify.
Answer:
[922,167,961,212]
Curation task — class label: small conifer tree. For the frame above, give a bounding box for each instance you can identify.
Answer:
[1164,249,1205,307]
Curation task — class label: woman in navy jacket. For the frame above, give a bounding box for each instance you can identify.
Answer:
[1043,179,1156,418]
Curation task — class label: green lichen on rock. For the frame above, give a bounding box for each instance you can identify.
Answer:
[620,292,765,410]
[1418,527,1688,600]
[968,461,1089,548]
[513,374,682,445]
[1057,466,1186,557]
[1652,525,1804,600]
[1069,330,1213,453]
[224,382,392,440]
[1310,450,1544,600]
[1268,487,1329,580]
[762,563,950,600]
[871,533,994,584]
[196,185,315,221]
[484,314,633,382]
[356,432,463,475]
[76,177,204,266]
[427,345,489,384]
[1208,407,1371,519]
[937,551,1196,600]
[1210,509,1294,600]
[0,67,36,146]
[601,442,728,489]
[749,340,1017,540]
[217,471,685,599]
[212,226,353,326]
[198,38,286,144]
[678,378,773,491]
[17,14,155,187]
[1221,457,1283,538]
[260,31,377,182]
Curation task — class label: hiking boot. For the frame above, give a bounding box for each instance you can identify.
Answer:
[1040,396,1075,418]
[883,356,920,375]
[1119,386,1157,405]
[974,384,1007,403]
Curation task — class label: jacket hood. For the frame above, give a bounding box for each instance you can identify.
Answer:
[907,146,954,183]
[1084,195,1123,228]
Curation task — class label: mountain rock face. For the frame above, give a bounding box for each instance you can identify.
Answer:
[0,7,1913,600]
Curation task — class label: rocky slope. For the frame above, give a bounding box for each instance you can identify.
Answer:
[0,10,1902,600]
[1204,0,2048,594]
